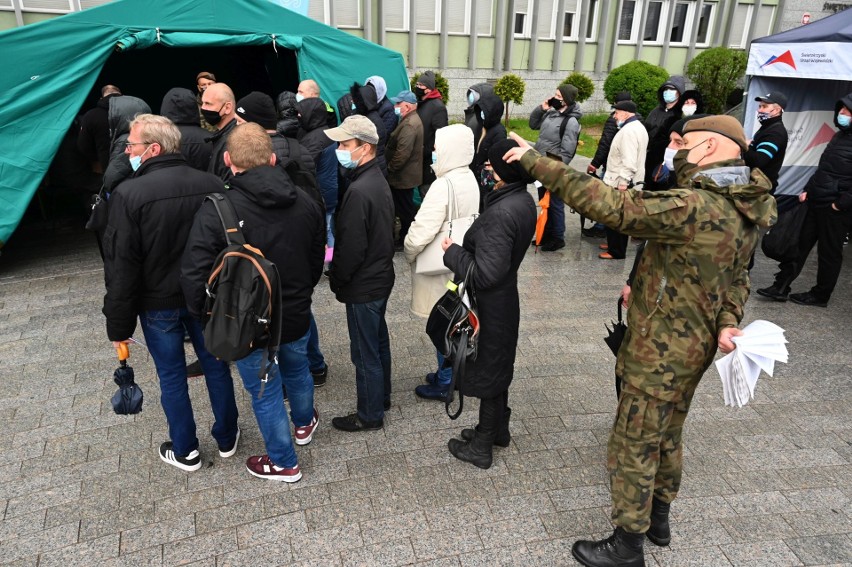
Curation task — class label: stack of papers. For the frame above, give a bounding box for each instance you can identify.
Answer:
[715,320,789,407]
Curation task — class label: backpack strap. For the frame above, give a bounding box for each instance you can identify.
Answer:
[206,193,246,246]
[558,112,572,142]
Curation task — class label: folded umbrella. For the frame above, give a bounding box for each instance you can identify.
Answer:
[604,298,627,357]
[111,342,143,415]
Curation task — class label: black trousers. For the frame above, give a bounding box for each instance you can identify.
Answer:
[606,227,629,259]
[477,390,508,441]
[392,187,417,242]
[775,204,852,301]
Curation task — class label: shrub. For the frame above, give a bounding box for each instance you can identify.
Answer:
[494,73,526,126]
[410,71,450,104]
[561,72,594,103]
[603,61,670,118]
[686,47,748,114]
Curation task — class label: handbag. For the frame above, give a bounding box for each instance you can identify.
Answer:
[761,201,807,262]
[415,180,478,276]
[425,263,479,419]
[85,186,109,233]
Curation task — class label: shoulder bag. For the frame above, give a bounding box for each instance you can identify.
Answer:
[415,180,478,276]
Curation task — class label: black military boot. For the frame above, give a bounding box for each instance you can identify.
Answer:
[755,283,790,302]
[460,407,511,447]
[571,527,645,567]
[646,498,671,546]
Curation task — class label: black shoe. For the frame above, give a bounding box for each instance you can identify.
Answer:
[331,413,383,432]
[581,227,606,238]
[461,407,512,447]
[646,498,671,546]
[448,437,493,469]
[384,399,391,411]
[789,291,828,307]
[571,528,645,567]
[186,360,203,378]
[310,364,328,388]
[414,383,449,401]
[540,239,565,252]
[755,284,790,302]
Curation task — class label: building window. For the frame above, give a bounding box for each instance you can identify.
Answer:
[513,0,532,37]
[586,0,599,40]
[643,0,664,42]
[80,0,113,7]
[618,0,636,40]
[17,0,73,12]
[385,0,409,32]
[669,1,690,43]
[559,0,599,40]
[537,0,556,39]
[416,0,440,32]
[696,2,716,44]
[476,0,494,36]
[728,3,751,48]
[308,0,362,29]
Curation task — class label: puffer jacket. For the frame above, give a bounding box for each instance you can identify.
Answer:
[804,93,852,211]
[161,87,212,171]
[297,98,338,211]
[103,95,151,192]
[643,75,686,189]
[275,91,300,138]
[404,124,480,317]
[351,82,388,176]
[529,102,582,164]
[386,109,424,189]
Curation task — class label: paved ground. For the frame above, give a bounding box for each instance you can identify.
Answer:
[1,194,851,567]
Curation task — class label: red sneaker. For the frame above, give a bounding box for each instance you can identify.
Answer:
[294,408,319,446]
[245,455,302,482]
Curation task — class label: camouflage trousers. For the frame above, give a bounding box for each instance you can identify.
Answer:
[608,381,697,533]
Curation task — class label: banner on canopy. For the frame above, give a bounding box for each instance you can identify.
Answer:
[747,42,852,81]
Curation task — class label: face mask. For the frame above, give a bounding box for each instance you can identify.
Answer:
[336,145,365,169]
[616,120,625,129]
[394,107,402,118]
[673,139,709,185]
[351,102,357,111]
[431,151,438,165]
[548,97,563,110]
[201,104,225,126]
[468,92,476,106]
[662,89,678,104]
[295,93,305,103]
[480,168,496,191]
[414,86,426,100]
[682,104,697,117]
[757,111,773,122]
[663,147,677,171]
[480,111,485,121]
[129,144,151,172]
[838,114,852,128]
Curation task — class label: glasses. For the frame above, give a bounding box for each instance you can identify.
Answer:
[124,141,150,149]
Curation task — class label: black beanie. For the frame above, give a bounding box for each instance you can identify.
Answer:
[235,92,278,130]
[558,84,578,106]
[488,139,535,185]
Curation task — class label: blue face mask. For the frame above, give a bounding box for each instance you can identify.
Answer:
[129,145,151,172]
[480,111,485,121]
[394,107,401,117]
[295,93,305,103]
[336,145,364,169]
[468,92,476,106]
[662,89,678,104]
[351,102,357,111]
[431,151,438,165]
[838,114,851,128]
[616,120,625,129]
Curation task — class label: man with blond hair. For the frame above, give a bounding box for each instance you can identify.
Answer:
[182,123,325,482]
[201,82,238,180]
[102,114,239,473]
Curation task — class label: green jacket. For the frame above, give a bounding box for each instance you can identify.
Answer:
[520,150,777,402]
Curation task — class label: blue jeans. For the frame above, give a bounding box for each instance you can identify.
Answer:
[345,298,392,423]
[549,194,565,239]
[307,311,326,373]
[326,210,336,249]
[436,349,452,385]
[139,308,238,457]
[278,330,314,427]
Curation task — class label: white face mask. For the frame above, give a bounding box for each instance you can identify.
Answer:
[663,147,677,171]
[681,104,697,117]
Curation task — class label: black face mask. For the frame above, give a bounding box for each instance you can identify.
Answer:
[201,104,225,126]
[673,139,709,185]
[414,86,426,100]
[548,97,564,110]
[480,168,497,191]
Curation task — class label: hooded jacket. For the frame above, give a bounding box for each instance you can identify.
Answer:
[296,97,338,210]
[103,95,151,192]
[386,108,424,189]
[366,76,399,139]
[181,165,326,344]
[404,124,480,317]
[464,83,496,141]
[471,92,507,174]
[102,153,224,341]
[643,76,686,189]
[680,89,705,115]
[350,82,388,176]
[161,88,213,171]
[529,102,582,164]
[275,91,300,138]
[78,93,121,170]
[803,93,852,210]
[521,149,777,403]
[416,91,449,186]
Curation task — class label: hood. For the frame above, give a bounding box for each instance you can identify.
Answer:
[691,161,777,227]
[276,91,298,119]
[466,83,494,107]
[680,90,705,114]
[108,95,151,141]
[337,93,355,120]
[564,102,583,121]
[229,165,298,209]
[474,92,504,129]
[366,76,388,101]
[161,88,200,126]
[97,92,120,110]
[657,75,687,104]
[834,93,852,129]
[433,124,474,177]
[297,98,329,132]
[350,82,379,114]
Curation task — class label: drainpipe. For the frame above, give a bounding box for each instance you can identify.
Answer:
[721,0,738,48]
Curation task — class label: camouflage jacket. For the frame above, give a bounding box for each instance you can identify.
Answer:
[520,151,777,402]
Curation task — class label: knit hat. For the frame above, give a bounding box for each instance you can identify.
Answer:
[488,139,535,185]
[418,71,436,90]
[558,84,578,106]
[325,114,379,145]
[682,115,748,152]
[235,92,278,130]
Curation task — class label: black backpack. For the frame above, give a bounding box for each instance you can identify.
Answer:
[203,193,282,393]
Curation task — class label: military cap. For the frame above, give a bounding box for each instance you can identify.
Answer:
[683,115,748,152]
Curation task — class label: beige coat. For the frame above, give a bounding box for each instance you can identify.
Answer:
[404,124,480,317]
[603,118,648,188]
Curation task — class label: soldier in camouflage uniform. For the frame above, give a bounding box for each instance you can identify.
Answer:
[504,116,777,567]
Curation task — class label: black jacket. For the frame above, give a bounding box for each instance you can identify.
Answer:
[78,93,120,170]
[161,87,213,172]
[297,98,339,209]
[471,92,507,173]
[464,83,496,142]
[206,118,237,182]
[443,181,536,398]
[377,98,399,143]
[804,93,852,211]
[103,96,151,193]
[270,133,316,176]
[416,94,449,186]
[591,115,619,169]
[643,76,686,189]
[351,82,388,177]
[328,159,395,303]
[181,165,326,343]
[101,154,224,341]
[275,92,300,138]
[744,114,788,192]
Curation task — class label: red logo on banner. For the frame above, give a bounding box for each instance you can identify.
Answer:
[760,50,797,70]
[805,123,836,152]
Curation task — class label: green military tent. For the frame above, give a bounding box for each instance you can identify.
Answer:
[0,0,408,248]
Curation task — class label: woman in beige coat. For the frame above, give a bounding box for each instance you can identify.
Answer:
[404,124,481,401]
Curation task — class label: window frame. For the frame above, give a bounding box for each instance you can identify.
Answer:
[694,2,717,47]
[384,0,410,32]
[513,0,532,39]
[559,0,600,41]
[12,0,74,13]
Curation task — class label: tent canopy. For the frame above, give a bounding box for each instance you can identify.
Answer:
[0,0,408,247]
[745,8,852,195]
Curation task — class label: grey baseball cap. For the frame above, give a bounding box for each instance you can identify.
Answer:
[324,114,379,145]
